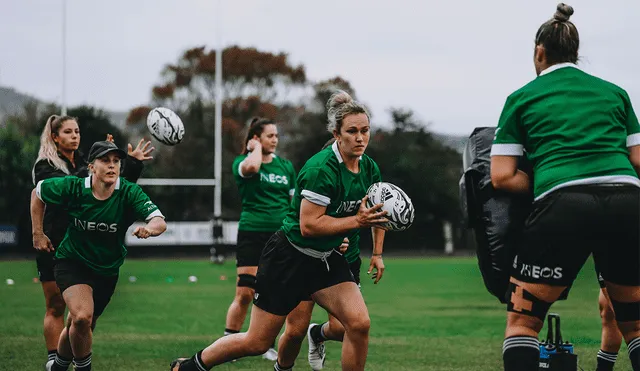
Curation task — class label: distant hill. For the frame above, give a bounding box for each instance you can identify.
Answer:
[0,86,128,130]
[0,85,468,152]
[0,86,42,119]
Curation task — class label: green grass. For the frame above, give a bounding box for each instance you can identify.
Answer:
[0,257,632,370]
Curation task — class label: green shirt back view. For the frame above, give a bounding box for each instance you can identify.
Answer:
[492,64,640,200]
[36,176,163,275]
[232,154,297,232]
[282,141,382,255]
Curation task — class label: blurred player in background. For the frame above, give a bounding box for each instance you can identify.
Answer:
[170,90,387,371]
[222,117,297,361]
[490,4,640,370]
[33,140,166,371]
[32,114,154,368]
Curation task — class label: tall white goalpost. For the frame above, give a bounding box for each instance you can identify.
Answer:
[212,0,224,247]
[127,1,227,256]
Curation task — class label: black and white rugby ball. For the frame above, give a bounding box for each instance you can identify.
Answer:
[366,182,415,231]
[146,107,185,146]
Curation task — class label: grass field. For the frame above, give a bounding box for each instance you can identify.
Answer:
[0,256,632,370]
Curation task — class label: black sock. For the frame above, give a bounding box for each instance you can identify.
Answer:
[596,349,618,371]
[51,353,72,371]
[274,361,293,371]
[47,350,57,362]
[310,322,328,344]
[175,350,209,371]
[629,337,640,371]
[73,353,92,371]
[224,328,239,336]
[502,336,540,371]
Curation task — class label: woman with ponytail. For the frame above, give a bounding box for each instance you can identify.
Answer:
[32,114,154,369]
[491,4,640,370]
[171,91,388,371]
[220,117,296,362]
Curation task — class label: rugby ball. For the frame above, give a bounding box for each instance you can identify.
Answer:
[366,182,415,231]
[146,107,185,146]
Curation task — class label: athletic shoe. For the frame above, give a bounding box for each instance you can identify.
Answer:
[307,323,326,370]
[262,348,278,361]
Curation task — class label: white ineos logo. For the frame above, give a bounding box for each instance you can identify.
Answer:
[520,264,563,279]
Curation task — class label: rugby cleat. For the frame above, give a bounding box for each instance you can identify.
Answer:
[307,323,326,370]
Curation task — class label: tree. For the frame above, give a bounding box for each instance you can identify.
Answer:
[366,108,463,250]
[126,45,308,221]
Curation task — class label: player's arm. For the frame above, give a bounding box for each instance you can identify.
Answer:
[368,227,386,284]
[31,178,71,252]
[132,216,166,239]
[129,185,167,239]
[239,137,263,177]
[490,94,530,193]
[30,189,53,252]
[491,157,530,193]
[122,138,155,182]
[623,91,640,175]
[299,196,387,237]
[299,165,387,237]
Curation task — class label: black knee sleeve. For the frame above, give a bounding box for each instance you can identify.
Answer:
[506,282,553,321]
[237,274,257,289]
[610,299,640,322]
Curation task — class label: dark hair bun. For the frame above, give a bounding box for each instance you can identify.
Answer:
[554,3,574,22]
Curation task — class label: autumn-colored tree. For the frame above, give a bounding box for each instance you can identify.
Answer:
[126,45,307,221]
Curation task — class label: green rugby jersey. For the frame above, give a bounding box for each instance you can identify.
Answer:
[36,176,163,275]
[282,141,382,253]
[492,63,640,199]
[232,154,296,232]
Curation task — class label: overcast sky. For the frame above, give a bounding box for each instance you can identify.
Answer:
[1,0,639,135]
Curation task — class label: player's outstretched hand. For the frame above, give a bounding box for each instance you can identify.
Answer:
[132,226,152,239]
[33,233,54,252]
[368,255,385,284]
[356,195,389,228]
[128,139,154,161]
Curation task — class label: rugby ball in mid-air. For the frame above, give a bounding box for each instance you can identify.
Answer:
[366,182,415,231]
[146,107,185,146]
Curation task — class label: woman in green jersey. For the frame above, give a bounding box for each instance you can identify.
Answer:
[490,4,640,371]
[274,137,384,371]
[32,114,154,368]
[223,117,297,361]
[171,91,388,371]
[32,140,166,371]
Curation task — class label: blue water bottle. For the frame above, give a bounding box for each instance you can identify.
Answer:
[538,313,577,370]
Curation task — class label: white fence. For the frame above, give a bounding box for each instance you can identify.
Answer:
[125,221,238,246]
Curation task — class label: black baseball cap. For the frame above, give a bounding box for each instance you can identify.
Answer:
[88,141,127,162]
